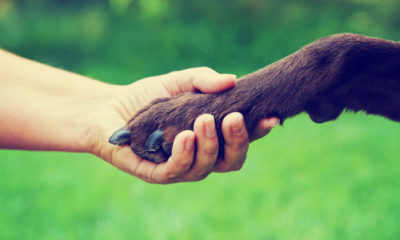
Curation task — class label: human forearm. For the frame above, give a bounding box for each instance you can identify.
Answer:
[0,50,278,183]
[0,50,120,152]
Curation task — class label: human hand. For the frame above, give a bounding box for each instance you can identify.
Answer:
[88,67,279,183]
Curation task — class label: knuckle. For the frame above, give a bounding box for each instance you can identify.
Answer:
[231,137,249,150]
[202,146,218,156]
[167,172,178,180]
[163,168,178,179]
[231,156,246,172]
[159,179,176,184]
[214,161,230,172]
[146,178,161,184]
[134,171,146,180]
[200,141,219,156]
[217,155,246,172]
[222,164,235,172]
[176,160,192,170]
[187,166,214,182]
[217,165,230,172]
[160,173,178,184]
[195,172,210,181]
[164,178,179,184]
[108,148,117,166]
[220,165,239,172]
[232,164,243,171]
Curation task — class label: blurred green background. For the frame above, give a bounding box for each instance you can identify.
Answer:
[1,0,400,239]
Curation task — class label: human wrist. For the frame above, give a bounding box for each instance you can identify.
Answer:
[69,82,124,154]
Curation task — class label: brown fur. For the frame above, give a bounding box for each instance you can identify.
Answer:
[126,33,400,163]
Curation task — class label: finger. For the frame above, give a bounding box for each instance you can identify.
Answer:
[250,117,279,142]
[161,67,236,95]
[214,112,249,172]
[181,114,219,181]
[107,145,155,181]
[192,71,236,93]
[150,130,195,183]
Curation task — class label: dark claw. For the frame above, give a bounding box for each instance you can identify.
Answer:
[162,142,173,156]
[145,129,164,152]
[109,127,132,146]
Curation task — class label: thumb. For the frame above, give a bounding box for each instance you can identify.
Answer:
[250,117,280,142]
[193,71,236,93]
[162,67,236,95]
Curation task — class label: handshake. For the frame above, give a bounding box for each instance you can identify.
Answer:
[1,33,398,184]
[103,67,279,183]
[109,33,400,165]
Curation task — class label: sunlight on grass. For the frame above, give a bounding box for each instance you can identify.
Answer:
[1,113,399,239]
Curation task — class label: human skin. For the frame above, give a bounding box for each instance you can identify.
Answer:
[0,50,279,183]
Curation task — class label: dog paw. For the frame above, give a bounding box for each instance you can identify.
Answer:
[116,92,224,163]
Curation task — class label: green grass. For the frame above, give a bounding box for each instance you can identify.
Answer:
[1,113,399,240]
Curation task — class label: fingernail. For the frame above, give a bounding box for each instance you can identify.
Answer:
[231,114,245,136]
[269,118,280,127]
[185,134,195,151]
[204,115,216,138]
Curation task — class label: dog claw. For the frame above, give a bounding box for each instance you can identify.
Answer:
[145,129,164,152]
[109,127,132,146]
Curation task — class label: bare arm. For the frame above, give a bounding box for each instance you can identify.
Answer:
[0,50,118,151]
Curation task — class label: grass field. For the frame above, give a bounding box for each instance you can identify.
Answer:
[1,113,399,239]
